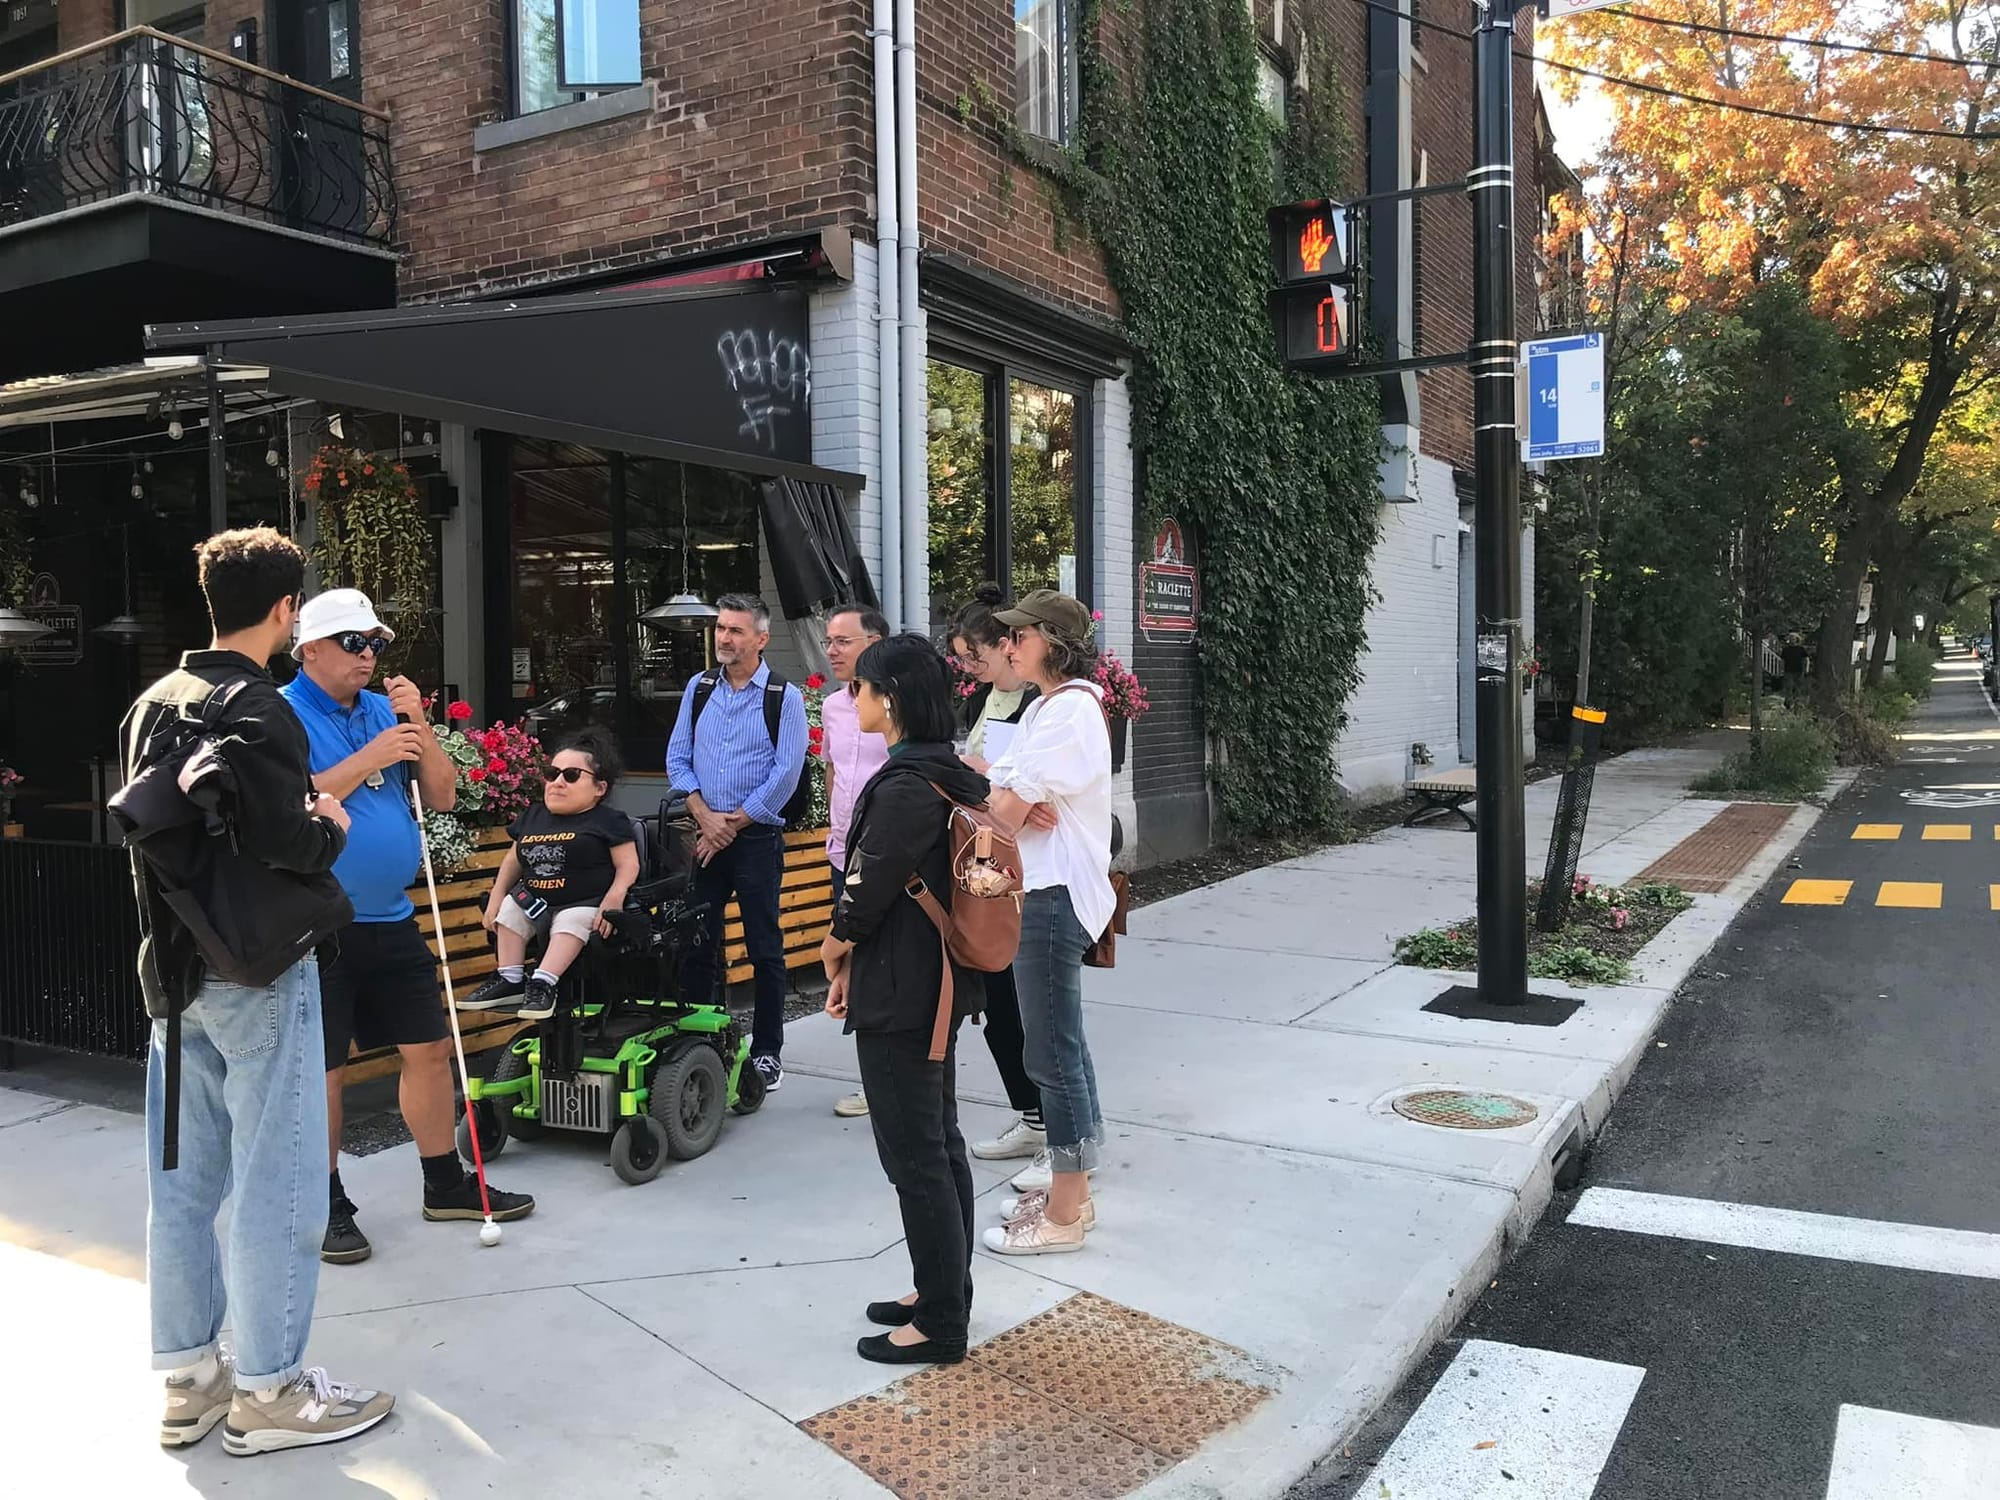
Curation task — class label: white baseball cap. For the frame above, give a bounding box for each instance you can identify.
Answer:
[292,588,395,660]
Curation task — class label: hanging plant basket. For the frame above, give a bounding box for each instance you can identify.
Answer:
[305,444,433,656]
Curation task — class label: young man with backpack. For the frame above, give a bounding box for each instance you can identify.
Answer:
[665,592,808,1092]
[119,528,394,1455]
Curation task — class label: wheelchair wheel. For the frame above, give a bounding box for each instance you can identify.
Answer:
[610,1116,668,1184]
[651,1045,727,1160]
[456,1099,508,1164]
[729,1049,767,1116]
[491,1048,544,1142]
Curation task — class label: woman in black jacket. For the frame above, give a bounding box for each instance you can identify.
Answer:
[820,634,990,1365]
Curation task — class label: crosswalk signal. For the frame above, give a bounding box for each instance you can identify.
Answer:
[1268,199,1357,371]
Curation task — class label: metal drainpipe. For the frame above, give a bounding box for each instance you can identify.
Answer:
[894,0,926,634]
[871,0,903,627]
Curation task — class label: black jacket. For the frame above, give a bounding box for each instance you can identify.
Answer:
[119,650,352,1018]
[831,742,989,1035]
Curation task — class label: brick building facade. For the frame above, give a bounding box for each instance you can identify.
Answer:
[2,0,1549,860]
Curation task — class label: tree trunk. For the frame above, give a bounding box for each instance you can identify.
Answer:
[1863,577,1902,689]
[1747,601,1765,761]
[1812,534,1872,712]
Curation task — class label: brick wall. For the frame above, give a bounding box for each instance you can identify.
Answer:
[367,0,874,301]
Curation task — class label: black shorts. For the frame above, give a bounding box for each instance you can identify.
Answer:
[320,917,450,1071]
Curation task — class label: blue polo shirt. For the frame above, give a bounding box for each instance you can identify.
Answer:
[279,672,421,923]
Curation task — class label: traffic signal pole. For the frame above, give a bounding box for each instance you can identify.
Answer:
[1470,0,1530,1005]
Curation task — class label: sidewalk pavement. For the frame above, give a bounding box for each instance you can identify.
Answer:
[0,738,1834,1499]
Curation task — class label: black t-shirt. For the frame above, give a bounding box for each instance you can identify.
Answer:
[507,804,636,909]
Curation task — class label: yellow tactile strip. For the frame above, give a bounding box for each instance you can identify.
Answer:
[1635,802,1797,893]
[800,1294,1281,1499]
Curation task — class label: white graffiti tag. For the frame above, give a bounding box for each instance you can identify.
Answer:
[716,329,812,450]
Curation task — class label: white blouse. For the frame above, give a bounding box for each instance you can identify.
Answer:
[987,680,1116,940]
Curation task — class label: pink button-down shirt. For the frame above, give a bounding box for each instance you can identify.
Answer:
[822,680,891,871]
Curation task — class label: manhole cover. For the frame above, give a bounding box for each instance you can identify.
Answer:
[1392,1089,1539,1130]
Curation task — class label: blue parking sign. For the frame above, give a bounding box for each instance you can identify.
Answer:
[1524,332,1605,462]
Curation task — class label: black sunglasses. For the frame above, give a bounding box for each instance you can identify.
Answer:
[544,765,596,784]
[332,631,391,657]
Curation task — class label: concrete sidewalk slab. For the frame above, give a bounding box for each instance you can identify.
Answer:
[1077,940,1389,1025]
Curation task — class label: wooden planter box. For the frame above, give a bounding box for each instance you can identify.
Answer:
[340,824,835,1082]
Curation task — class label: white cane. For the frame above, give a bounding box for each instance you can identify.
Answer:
[410,771,504,1247]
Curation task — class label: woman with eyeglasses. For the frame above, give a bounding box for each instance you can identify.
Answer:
[461,730,638,1021]
[818,633,990,1364]
[945,586,1046,1165]
[977,590,1113,1256]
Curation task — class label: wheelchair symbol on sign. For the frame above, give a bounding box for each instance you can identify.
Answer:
[1900,787,2000,808]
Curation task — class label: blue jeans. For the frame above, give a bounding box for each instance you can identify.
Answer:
[1012,886,1104,1173]
[678,824,788,1059]
[147,958,329,1393]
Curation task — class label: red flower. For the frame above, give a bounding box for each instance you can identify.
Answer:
[487,758,506,775]
[805,673,826,690]
[468,767,488,783]
[448,700,473,721]
[363,464,375,476]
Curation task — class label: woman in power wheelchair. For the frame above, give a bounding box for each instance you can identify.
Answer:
[455,784,767,1185]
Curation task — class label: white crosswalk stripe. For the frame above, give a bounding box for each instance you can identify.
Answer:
[1567,1187,2000,1280]
[1825,1404,2000,1498]
[1357,1340,1645,1498]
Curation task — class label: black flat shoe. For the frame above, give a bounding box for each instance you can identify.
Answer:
[857,1333,966,1366]
[866,1300,919,1327]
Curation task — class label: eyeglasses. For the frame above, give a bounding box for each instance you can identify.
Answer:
[332,631,391,657]
[544,766,595,785]
[823,634,865,649]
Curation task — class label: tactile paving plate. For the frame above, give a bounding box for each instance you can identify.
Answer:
[971,1292,1279,1458]
[800,1293,1281,1499]
[801,1361,1173,1500]
[1634,801,1795,893]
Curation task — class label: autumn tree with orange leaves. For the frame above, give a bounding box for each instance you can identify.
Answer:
[1545,0,2000,710]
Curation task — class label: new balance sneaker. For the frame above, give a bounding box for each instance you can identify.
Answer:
[422,1172,536,1223]
[457,973,525,1012]
[221,1367,394,1456]
[753,1054,784,1093]
[1008,1148,1097,1194]
[516,977,559,1021]
[160,1350,234,1447]
[1000,1190,1096,1231]
[981,1200,1086,1256]
[833,1092,870,1118]
[971,1115,1046,1161]
[321,1194,371,1264]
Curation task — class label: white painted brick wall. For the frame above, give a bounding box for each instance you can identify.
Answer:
[809,241,882,592]
[1336,453,1464,800]
[1094,373,1138,834]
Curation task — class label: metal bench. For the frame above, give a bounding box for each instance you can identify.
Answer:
[1405,766,1478,831]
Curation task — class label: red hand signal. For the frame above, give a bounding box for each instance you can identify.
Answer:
[1299,217,1334,274]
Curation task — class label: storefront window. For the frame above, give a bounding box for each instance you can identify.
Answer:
[926,357,1088,624]
[505,438,761,771]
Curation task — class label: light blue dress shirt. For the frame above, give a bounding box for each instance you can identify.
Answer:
[664,660,808,827]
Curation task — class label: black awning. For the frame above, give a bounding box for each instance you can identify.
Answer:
[758,477,879,621]
[145,282,861,490]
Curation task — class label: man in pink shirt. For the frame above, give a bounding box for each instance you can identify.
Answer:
[820,605,890,1118]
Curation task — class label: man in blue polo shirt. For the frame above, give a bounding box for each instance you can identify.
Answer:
[281,589,532,1265]
[666,592,807,1093]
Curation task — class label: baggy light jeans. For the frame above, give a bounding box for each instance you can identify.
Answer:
[1012,886,1105,1173]
[146,957,328,1393]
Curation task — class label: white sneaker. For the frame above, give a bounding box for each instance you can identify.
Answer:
[1001,1190,1095,1231]
[160,1349,235,1447]
[221,1367,394,1456]
[972,1115,1046,1160]
[833,1092,870,1118]
[1009,1148,1097,1193]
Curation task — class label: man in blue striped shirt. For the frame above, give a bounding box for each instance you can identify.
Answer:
[666,593,808,1091]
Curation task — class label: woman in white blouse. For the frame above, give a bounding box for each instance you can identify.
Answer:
[977,589,1115,1255]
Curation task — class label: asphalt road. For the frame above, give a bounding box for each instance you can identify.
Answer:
[1313,649,2000,1499]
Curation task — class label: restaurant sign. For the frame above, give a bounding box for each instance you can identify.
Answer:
[20,574,81,666]
[1139,521,1198,641]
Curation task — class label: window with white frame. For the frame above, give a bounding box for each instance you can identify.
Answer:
[1015,0,1079,144]
[513,0,640,116]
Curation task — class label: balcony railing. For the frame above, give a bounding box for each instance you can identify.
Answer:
[0,26,394,249]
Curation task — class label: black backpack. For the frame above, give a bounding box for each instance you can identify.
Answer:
[689,667,815,827]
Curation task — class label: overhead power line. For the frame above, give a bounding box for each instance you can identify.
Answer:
[1612,7,1999,70]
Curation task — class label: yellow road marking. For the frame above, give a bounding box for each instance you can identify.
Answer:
[1782,879,1852,906]
[1876,882,1944,909]
[1852,824,1902,840]
[1990,885,2000,911]
[1922,824,1972,841]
